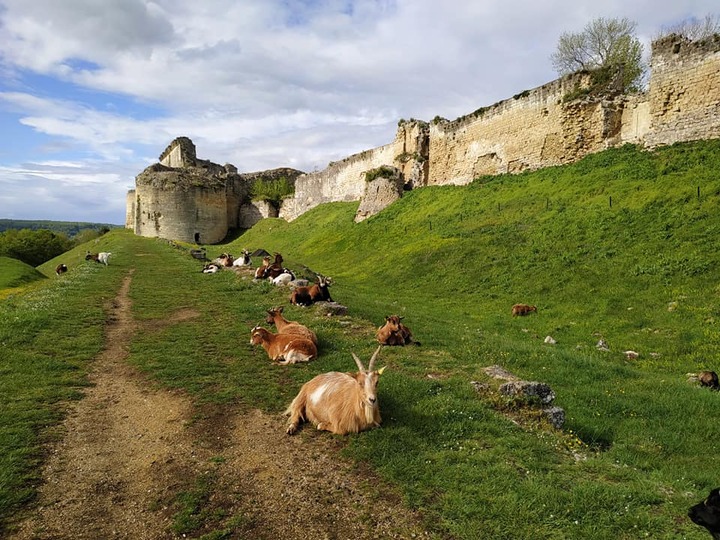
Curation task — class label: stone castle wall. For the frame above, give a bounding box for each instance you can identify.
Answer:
[645,34,720,147]
[280,142,397,221]
[127,35,720,240]
[133,177,228,244]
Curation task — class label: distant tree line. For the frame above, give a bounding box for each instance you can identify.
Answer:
[0,224,114,267]
[0,219,118,236]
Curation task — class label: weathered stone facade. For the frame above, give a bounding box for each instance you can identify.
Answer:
[130,144,302,243]
[127,34,720,242]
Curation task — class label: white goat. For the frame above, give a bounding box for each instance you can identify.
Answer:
[271,271,295,286]
[85,251,112,265]
[285,345,385,435]
[232,249,252,267]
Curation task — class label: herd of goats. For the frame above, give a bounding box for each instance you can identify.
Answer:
[50,247,720,536]
[194,248,419,437]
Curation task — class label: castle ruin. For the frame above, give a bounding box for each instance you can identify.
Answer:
[127,34,720,243]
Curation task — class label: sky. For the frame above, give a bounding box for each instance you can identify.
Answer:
[0,1,717,225]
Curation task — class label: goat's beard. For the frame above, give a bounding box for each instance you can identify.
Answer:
[364,402,375,425]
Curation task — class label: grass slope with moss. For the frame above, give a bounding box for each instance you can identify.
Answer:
[2,140,720,539]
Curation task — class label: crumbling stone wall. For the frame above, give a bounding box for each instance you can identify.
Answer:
[645,34,720,147]
[133,166,229,244]
[280,143,396,221]
[280,121,427,221]
[159,136,197,168]
[354,166,403,222]
[125,190,135,229]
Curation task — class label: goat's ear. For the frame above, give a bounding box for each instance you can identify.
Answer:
[377,366,387,375]
[399,316,405,320]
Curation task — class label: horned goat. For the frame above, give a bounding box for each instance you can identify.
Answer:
[285,345,385,435]
[376,315,417,346]
[265,306,318,344]
[289,274,333,306]
[250,326,317,365]
[232,249,252,267]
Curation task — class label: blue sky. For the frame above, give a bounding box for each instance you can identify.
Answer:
[0,0,717,225]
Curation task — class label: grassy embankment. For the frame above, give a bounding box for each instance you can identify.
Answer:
[2,140,720,539]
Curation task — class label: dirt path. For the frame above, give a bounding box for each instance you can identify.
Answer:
[10,272,433,539]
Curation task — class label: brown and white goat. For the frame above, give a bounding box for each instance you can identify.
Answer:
[85,251,111,265]
[213,253,234,267]
[511,304,537,317]
[263,252,286,279]
[376,315,416,346]
[254,256,272,279]
[232,249,252,267]
[55,263,68,276]
[265,306,318,345]
[250,326,317,365]
[289,274,333,306]
[285,345,385,435]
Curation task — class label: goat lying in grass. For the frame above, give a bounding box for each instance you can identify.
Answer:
[213,253,234,267]
[250,326,317,365]
[290,274,333,306]
[689,488,720,539]
[265,306,317,344]
[85,251,112,265]
[55,263,68,276]
[254,256,272,279]
[232,249,252,267]
[285,345,385,435]
[699,370,719,390]
[511,303,537,317]
[376,315,417,346]
[263,252,286,279]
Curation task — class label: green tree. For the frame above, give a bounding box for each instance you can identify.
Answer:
[551,17,645,93]
[0,229,73,267]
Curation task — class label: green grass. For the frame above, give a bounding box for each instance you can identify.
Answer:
[0,256,46,291]
[2,140,720,538]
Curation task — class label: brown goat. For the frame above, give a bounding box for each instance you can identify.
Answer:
[250,326,317,365]
[254,256,272,279]
[265,306,318,345]
[511,304,537,317]
[290,275,333,306]
[376,315,416,346]
[699,370,719,390]
[55,263,68,276]
[286,346,385,435]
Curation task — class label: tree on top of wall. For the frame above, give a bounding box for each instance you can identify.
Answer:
[551,17,646,93]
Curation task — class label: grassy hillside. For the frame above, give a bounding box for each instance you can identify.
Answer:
[0,257,46,291]
[2,140,720,539]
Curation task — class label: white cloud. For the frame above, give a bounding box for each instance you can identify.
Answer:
[0,0,718,223]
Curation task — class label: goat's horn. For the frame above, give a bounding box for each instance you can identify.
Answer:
[351,352,365,372]
[368,345,383,372]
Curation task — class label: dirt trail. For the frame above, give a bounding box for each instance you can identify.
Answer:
[10,272,432,539]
